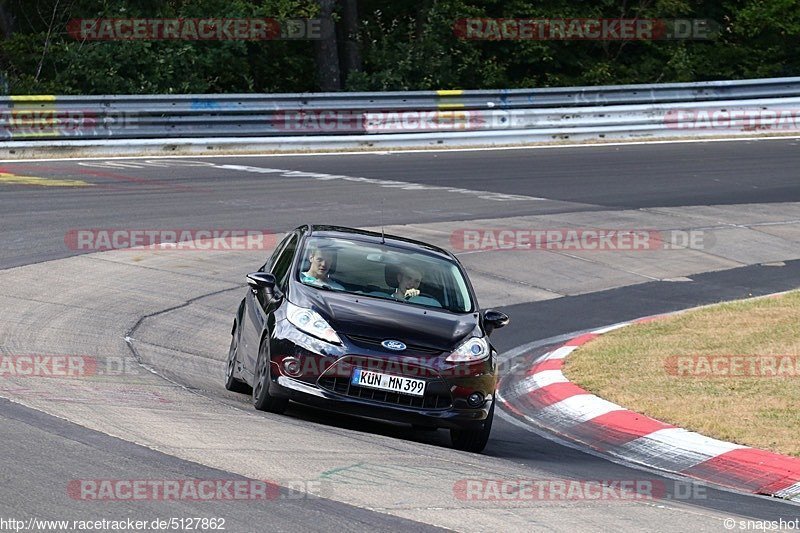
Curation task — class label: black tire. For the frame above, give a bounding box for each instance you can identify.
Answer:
[252,340,289,414]
[450,399,494,453]
[224,321,250,394]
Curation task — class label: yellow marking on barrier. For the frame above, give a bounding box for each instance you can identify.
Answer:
[436,111,468,119]
[436,111,468,125]
[8,97,59,136]
[5,131,58,139]
[437,90,465,109]
[430,110,472,130]
[0,173,91,187]
[9,95,57,102]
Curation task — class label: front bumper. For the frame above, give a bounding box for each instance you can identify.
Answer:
[267,323,497,430]
[275,375,493,430]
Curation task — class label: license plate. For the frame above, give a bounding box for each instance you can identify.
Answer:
[351,368,426,397]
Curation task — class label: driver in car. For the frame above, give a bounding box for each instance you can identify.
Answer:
[301,247,344,290]
[391,265,440,307]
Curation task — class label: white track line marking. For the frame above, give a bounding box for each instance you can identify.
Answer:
[546,345,578,360]
[615,428,748,472]
[520,369,569,391]
[537,394,624,424]
[2,134,800,164]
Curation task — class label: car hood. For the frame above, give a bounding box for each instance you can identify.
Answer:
[290,283,477,352]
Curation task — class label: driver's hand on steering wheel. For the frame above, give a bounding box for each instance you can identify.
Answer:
[403,288,420,299]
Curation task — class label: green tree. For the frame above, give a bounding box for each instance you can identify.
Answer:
[0,0,798,94]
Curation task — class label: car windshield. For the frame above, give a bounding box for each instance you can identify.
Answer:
[297,236,473,313]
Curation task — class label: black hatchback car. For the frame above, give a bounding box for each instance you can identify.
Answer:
[225,225,508,452]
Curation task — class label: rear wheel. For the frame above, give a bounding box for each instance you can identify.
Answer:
[450,399,494,453]
[224,322,250,394]
[252,340,288,414]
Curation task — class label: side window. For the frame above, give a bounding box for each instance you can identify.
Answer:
[271,234,299,289]
[261,233,292,272]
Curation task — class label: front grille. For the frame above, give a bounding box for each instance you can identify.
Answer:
[346,334,444,356]
[318,375,452,409]
[317,355,453,410]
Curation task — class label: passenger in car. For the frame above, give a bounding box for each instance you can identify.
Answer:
[301,246,345,289]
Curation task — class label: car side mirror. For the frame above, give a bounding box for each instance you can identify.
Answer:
[483,309,509,335]
[247,272,278,293]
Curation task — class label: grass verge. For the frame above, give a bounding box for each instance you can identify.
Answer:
[563,290,800,457]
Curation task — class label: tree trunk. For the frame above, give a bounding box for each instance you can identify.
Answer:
[415,0,433,40]
[339,0,361,87]
[313,0,340,91]
[0,3,15,40]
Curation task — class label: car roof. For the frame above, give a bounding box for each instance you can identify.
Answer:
[303,225,454,260]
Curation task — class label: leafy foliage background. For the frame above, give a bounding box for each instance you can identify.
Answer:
[1,0,797,94]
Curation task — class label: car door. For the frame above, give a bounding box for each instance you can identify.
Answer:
[242,232,299,376]
[240,232,289,377]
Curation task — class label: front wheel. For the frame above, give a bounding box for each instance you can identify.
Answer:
[252,340,288,414]
[224,322,250,394]
[450,399,494,453]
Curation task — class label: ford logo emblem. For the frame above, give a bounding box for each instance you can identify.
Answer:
[381,340,406,351]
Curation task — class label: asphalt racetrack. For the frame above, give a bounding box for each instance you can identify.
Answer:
[1,138,799,531]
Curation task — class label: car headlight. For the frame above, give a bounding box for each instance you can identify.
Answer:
[446,336,490,363]
[286,302,342,345]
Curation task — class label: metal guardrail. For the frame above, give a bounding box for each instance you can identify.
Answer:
[2,77,800,142]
